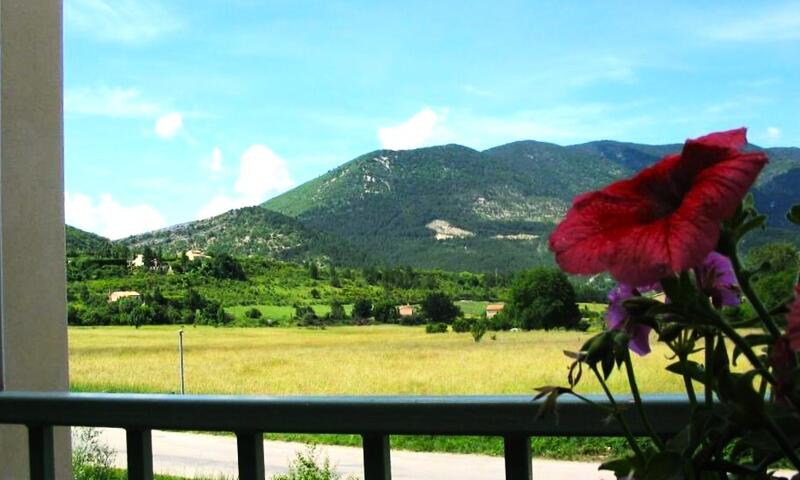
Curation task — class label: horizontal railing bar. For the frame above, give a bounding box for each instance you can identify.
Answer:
[0,392,692,437]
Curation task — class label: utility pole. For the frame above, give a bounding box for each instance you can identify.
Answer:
[178,329,185,394]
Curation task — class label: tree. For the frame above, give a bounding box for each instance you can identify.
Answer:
[185,289,204,312]
[202,253,246,280]
[142,246,157,268]
[329,300,346,321]
[506,267,580,330]
[420,292,461,324]
[352,298,373,320]
[216,306,232,326]
[747,242,799,311]
[330,266,341,288]
[470,318,488,342]
[308,262,320,280]
[373,300,399,323]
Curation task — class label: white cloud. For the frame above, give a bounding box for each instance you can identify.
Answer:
[210,147,224,172]
[197,145,295,219]
[154,112,183,139]
[703,4,800,42]
[65,87,161,118]
[234,145,294,199]
[65,192,167,239]
[65,0,181,44]
[462,85,495,98]
[766,126,782,140]
[378,107,442,150]
[196,194,243,220]
[430,102,654,149]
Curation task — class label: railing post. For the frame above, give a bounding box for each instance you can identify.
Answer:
[126,428,154,480]
[236,431,265,480]
[27,424,55,480]
[504,434,532,480]
[362,433,391,480]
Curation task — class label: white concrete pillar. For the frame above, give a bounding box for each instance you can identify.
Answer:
[0,0,71,478]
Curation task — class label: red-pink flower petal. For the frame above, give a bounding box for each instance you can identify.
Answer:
[549,128,767,285]
[789,286,800,352]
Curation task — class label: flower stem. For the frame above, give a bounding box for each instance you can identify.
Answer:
[763,415,800,471]
[704,332,715,406]
[623,349,665,450]
[712,315,777,386]
[678,352,698,407]
[728,245,781,339]
[591,365,645,461]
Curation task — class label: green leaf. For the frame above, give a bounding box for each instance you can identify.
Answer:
[787,204,800,226]
[644,451,686,480]
[732,334,772,365]
[658,324,683,343]
[666,360,705,383]
[736,214,767,239]
[601,351,615,380]
[599,455,640,477]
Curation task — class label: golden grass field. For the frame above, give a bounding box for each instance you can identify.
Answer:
[69,325,688,396]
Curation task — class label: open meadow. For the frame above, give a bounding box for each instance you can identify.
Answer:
[69,324,685,395]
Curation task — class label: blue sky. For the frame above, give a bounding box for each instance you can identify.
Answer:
[64,0,800,239]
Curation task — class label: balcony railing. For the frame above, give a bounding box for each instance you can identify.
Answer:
[0,392,692,480]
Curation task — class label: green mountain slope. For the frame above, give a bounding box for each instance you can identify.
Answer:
[118,206,368,265]
[113,138,797,273]
[66,225,113,256]
[263,143,635,272]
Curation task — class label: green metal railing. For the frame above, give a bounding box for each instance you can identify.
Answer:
[0,392,691,480]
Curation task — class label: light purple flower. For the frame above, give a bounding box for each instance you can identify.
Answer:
[695,252,740,308]
[607,283,660,356]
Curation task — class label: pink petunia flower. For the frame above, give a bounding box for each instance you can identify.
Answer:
[695,252,741,308]
[607,283,660,356]
[549,128,767,286]
[789,285,800,352]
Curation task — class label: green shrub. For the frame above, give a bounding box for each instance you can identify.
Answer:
[72,427,115,480]
[271,446,354,480]
[488,311,513,331]
[351,298,373,320]
[451,317,473,333]
[505,267,580,330]
[373,300,399,324]
[470,318,488,342]
[245,307,263,319]
[420,292,461,324]
[399,313,425,326]
[425,322,448,334]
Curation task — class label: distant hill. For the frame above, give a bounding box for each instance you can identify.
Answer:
[118,206,369,265]
[263,142,629,272]
[66,225,113,256]
[101,138,798,273]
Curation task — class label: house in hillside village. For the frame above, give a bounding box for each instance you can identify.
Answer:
[129,254,145,267]
[398,305,415,317]
[186,248,210,261]
[108,291,141,303]
[486,303,505,318]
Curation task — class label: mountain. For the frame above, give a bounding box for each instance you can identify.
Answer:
[104,138,798,273]
[66,225,113,256]
[118,206,369,265]
[263,142,632,272]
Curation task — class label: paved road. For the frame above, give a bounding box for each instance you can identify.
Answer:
[98,428,616,479]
